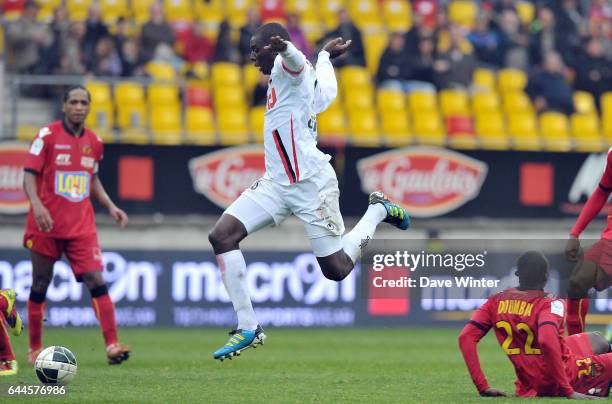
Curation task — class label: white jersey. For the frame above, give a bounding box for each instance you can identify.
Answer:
[263,45,330,185]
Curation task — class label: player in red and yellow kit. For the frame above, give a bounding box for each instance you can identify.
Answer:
[565,148,612,335]
[22,86,130,365]
[459,251,612,398]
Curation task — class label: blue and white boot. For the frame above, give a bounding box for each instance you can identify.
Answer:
[213,325,266,361]
[369,191,411,230]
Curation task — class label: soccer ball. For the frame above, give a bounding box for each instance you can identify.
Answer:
[34,346,77,385]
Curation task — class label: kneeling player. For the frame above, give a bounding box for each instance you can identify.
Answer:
[459,251,611,398]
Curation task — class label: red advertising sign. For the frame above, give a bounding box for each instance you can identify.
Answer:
[188,145,265,208]
[357,147,488,218]
[0,142,29,214]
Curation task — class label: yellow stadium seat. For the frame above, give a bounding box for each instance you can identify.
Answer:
[348,109,379,146]
[250,106,266,143]
[345,87,374,110]
[413,111,445,146]
[132,0,157,24]
[449,0,478,28]
[383,0,412,31]
[120,129,149,144]
[148,84,180,108]
[571,114,602,152]
[226,0,253,28]
[408,91,438,114]
[475,112,508,150]
[539,112,571,151]
[498,68,527,93]
[317,109,346,144]
[146,62,176,82]
[507,112,540,151]
[286,0,316,15]
[16,125,40,142]
[150,106,182,144]
[503,91,532,114]
[211,62,242,89]
[217,108,249,144]
[603,113,612,143]
[87,103,114,132]
[214,85,247,109]
[36,0,61,21]
[67,0,93,21]
[472,68,495,91]
[516,1,535,25]
[86,81,112,106]
[349,0,381,30]
[363,31,388,76]
[573,91,596,115]
[439,89,470,116]
[340,66,372,90]
[243,65,261,97]
[376,89,405,113]
[320,0,345,30]
[381,110,411,146]
[602,92,612,117]
[117,104,147,130]
[115,82,145,107]
[472,92,500,114]
[300,13,324,46]
[164,0,192,23]
[185,107,216,145]
[100,0,128,24]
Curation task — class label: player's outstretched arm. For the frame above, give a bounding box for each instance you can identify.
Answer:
[91,175,128,228]
[23,171,53,232]
[265,36,306,75]
[458,321,493,395]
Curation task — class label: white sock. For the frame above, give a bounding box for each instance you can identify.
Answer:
[216,250,258,331]
[342,203,387,264]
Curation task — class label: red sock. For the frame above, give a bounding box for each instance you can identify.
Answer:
[91,294,118,348]
[27,300,45,351]
[0,294,7,315]
[0,319,15,361]
[567,298,590,335]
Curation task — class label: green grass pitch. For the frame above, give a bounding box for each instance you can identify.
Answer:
[4,327,573,403]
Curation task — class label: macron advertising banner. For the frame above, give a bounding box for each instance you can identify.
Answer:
[2,242,612,328]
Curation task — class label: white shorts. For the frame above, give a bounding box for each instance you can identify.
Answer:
[224,163,345,257]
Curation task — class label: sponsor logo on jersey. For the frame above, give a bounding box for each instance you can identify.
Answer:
[188,145,265,208]
[357,147,488,218]
[0,143,30,214]
[54,144,71,150]
[55,153,71,166]
[81,156,95,168]
[30,138,44,155]
[55,171,90,202]
[82,144,92,155]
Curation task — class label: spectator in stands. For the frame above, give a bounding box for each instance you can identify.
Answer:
[468,15,503,67]
[405,36,436,92]
[497,8,529,69]
[139,2,176,64]
[529,6,566,67]
[119,39,143,77]
[59,21,86,75]
[82,4,109,67]
[214,20,238,63]
[151,43,184,74]
[47,6,71,74]
[252,75,268,107]
[184,23,214,64]
[320,9,365,67]
[239,9,261,64]
[87,36,122,77]
[6,1,53,73]
[526,51,574,115]
[287,13,313,61]
[377,33,409,90]
[433,25,476,89]
[575,38,612,109]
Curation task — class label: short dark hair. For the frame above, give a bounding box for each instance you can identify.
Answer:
[516,251,549,286]
[255,22,290,43]
[63,85,91,103]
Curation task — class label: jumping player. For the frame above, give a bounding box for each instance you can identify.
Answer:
[0,290,23,376]
[459,250,611,398]
[23,86,131,365]
[208,23,410,361]
[565,148,612,335]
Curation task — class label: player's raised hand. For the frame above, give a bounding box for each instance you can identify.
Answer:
[109,205,129,228]
[565,236,582,262]
[264,36,288,52]
[322,37,352,59]
[32,202,53,232]
[479,388,507,397]
[569,391,603,400]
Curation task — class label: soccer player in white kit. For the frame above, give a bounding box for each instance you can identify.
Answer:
[209,23,410,361]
